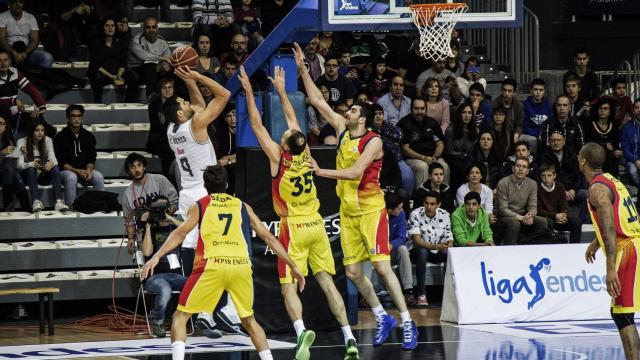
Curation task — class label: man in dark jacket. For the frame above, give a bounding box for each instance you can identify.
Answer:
[54,104,104,208]
[539,95,585,154]
[146,77,176,180]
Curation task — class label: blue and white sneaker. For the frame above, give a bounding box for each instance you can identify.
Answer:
[373,314,397,346]
[402,320,418,350]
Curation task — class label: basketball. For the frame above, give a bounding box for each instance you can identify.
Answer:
[170,45,199,70]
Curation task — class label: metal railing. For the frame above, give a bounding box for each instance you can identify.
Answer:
[466,6,539,88]
[632,49,640,100]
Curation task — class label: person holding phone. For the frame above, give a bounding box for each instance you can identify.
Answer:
[456,56,487,98]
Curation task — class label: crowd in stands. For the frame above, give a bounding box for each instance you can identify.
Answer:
[2,0,640,307]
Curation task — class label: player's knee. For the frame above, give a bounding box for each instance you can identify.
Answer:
[611,311,635,331]
[345,267,363,282]
[280,282,296,296]
[372,261,391,276]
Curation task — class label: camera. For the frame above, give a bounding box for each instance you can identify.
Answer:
[134,195,170,230]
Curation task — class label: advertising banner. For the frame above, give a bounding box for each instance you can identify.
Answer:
[441,244,612,324]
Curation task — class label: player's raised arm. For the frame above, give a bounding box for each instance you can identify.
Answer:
[589,183,621,298]
[270,66,300,132]
[176,66,231,130]
[246,204,305,292]
[293,42,345,135]
[174,66,207,112]
[309,136,383,181]
[238,66,281,163]
[140,204,199,280]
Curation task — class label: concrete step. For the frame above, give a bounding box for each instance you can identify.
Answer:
[0,211,123,240]
[131,5,192,23]
[19,86,147,105]
[46,103,149,125]
[50,123,150,151]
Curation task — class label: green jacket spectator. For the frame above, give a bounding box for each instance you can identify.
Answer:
[451,192,494,246]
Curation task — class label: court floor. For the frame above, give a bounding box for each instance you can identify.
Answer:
[0,308,629,359]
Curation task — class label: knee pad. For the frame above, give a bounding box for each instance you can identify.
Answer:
[611,310,635,330]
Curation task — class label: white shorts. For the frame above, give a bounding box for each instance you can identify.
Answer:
[179,186,208,249]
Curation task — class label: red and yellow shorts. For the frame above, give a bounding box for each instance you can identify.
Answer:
[612,238,640,313]
[278,213,335,284]
[340,208,390,266]
[178,257,253,318]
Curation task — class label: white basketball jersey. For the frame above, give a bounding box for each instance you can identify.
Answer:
[167,118,217,189]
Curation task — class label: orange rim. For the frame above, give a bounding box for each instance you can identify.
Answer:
[409,3,468,26]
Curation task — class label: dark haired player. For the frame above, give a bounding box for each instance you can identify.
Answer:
[141,165,305,360]
[238,66,359,360]
[294,43,418,350]
[581,142,640,360]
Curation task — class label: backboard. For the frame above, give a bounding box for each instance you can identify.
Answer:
[321,0,522,32]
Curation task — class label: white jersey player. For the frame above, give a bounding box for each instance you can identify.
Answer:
[164,67,230,248]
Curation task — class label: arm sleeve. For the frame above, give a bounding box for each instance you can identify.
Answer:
[451,210,469,246]
[15,138,32,170]
[455,186,464,207]
[621,126,636,162]
[160,175,179,208]
[46,137,57,166]
[480,212,493,242]
[443,214,453,242]
[87,133,97,164]
[408,210,421,236]
[18,71,46,110]
[389,216,407,249]
[483,186,494,214]
[53,135,67,168]
[192,0,204,23]
[526,183,537,216]
[496,180,518,218]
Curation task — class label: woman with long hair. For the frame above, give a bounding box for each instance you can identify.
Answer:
[456,56,487,98]
[455,162,495,222]
[88,16,139,103]
[422,77,450,133]
[0,115,30,211]
[17,119,67,212]
[192,33,221,77]
[471,130,502,188]
[489,105,514,163]
[445,103,478,190]
[585,97,622,177]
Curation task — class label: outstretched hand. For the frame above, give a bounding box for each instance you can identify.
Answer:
[268,66,286,94]
[174,66,201,83]
[292,42,306,70]
[238,66,252,92]
[140,256,159,281]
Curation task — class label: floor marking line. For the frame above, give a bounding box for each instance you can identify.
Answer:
[551,349,588,359]
[310,339,489,348]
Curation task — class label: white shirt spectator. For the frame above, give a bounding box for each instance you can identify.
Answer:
[455,183,494,214]
[15,136,57,171]
[408,207,453,249]
[0,10,38,46]
[456,76,488,98]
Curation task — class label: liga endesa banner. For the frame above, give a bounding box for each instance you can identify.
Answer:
[441,244,612,324]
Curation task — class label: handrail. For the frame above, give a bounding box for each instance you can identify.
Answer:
[632,49,640,100]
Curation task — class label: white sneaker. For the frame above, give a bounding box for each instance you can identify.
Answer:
[54,199,69,212]
[32,200,43,213]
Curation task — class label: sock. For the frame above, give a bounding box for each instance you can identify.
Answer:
[258,350,273,360]
[371,304,387,319]
[293,319,305,338]
[171,341,185,360]
[341,325,355,343]
[400,311,412,323]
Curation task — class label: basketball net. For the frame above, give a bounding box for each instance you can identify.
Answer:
[409,3,468,62]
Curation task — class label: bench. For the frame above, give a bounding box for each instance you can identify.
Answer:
[0,287,59,335]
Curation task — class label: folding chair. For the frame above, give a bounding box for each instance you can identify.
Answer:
[132,242,194,336]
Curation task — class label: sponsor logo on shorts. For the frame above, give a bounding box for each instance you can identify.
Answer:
[294,218,323,229]
[211,257,250,265]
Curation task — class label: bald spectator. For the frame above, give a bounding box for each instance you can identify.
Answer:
[220,33,249,66]
[127,16,171,98]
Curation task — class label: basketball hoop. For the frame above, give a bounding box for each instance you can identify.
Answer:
[409,3,468,62]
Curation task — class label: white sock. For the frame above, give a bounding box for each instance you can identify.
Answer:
[400,311,412,323]
[258,350,273,360]
[293,319,306,337]
[171,341,185,360]
[341,325,355,343]
[371,305,387,319]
